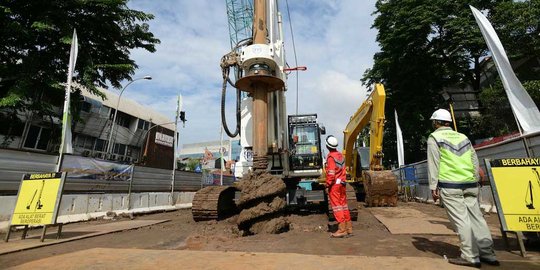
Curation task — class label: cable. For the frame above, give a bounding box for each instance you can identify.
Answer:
[219,38,253,138]
[285,0,299,115]
[220,59,240,138]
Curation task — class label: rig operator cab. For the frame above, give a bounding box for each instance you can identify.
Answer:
[287,114,325,177]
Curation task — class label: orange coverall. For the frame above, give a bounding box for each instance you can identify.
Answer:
[325,151,350,223]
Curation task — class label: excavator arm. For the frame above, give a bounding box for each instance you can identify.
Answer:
[342,83,397,207]
[343,83,386,176]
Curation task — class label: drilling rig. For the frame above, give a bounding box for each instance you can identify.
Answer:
[192,0,329,235]
[191,0,402,234]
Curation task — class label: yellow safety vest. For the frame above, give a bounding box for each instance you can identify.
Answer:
[430,129,476,185]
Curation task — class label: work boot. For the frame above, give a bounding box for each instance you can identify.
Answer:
[480,257,500,266]
[346,221,353,236]
[330,222,347,238]
[447,258,481,268]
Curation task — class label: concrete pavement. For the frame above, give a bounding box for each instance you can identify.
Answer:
[0,219,169,255]
[6,248,473,270]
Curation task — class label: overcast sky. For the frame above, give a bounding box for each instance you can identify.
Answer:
[123,0,379,150]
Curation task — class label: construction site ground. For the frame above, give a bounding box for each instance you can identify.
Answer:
[1,201,539,269]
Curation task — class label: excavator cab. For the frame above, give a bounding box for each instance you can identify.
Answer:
[288,114,324,172]
[355,147,371,177]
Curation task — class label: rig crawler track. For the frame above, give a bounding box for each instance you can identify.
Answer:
[192,186,237,221]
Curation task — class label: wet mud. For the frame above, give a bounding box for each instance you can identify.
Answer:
[235,168,289,235]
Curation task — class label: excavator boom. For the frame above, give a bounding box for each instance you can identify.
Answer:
[343,83,386,173]
[342,83,398,207]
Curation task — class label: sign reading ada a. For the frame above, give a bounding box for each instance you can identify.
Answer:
[486,158,540,232]
[10,172,66,226]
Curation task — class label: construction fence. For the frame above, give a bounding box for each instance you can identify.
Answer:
[394,131,540,211]
[0,149,234,228]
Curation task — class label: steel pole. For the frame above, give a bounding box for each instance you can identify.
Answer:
[220,126,224,185]
[252,0,269,166]
[171,95,182,204]
[106,76,151,156]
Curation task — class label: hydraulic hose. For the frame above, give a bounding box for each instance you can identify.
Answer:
[219,38,252,138]
[221,66,241,138]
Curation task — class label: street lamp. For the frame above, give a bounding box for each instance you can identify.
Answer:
[106,76,152,157]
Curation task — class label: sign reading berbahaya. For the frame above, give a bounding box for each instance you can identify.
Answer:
[486,158,540,232]
[155,132,173,147]
[11,172,66,225]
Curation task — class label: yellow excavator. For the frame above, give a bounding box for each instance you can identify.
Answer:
[341,83,398,207]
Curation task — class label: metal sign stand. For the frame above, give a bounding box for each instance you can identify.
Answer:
[515,232,527,257]
[4,216,65,243]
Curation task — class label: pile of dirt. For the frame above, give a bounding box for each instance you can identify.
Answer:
[235,170,287,205]
[235,169,289,235]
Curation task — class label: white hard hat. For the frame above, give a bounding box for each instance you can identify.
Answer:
[326,135,338,149]
[430,109,452,122]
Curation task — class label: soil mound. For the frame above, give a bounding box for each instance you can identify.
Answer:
[249,216,290,234]
[237,196,286,226]
[235,170,289,235]
[236,171,286,206]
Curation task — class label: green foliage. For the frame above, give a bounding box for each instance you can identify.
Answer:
[490,1,540,62]
[470,80,540,138]
[186,158,201,171]
[364,0,540,165]
[522,80,540,102]
[0,0,160,117]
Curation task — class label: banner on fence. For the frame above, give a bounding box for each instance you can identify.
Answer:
[61,155,133,181]
[202,170,221,186]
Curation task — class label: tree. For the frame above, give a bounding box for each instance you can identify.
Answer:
[187,158,201,171]
[0,0,160,145]
[363,0,540,164]
[472,79,540,138]
[490,1,540,63]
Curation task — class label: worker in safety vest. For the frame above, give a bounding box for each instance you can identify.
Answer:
[427,109,499,268]
[324,135,352,238]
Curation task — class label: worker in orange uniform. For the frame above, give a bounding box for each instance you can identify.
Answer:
[324,135,352,238]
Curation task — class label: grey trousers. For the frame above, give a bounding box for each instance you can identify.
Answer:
[440,187,497,263]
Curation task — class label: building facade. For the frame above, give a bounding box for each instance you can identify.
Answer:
[0,86,175,169]
[179,138,241,169]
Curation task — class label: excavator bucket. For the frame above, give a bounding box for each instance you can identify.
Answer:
[363,170,398,207]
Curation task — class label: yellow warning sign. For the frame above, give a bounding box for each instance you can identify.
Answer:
[10,172,66,226]
[487,159,540,232]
